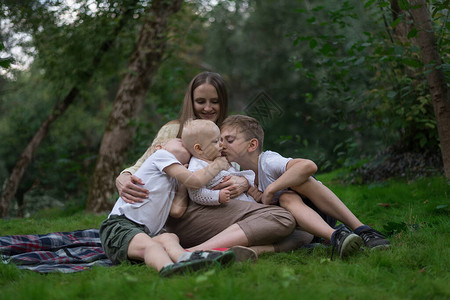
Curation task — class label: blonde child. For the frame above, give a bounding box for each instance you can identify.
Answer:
[100,138,235,277]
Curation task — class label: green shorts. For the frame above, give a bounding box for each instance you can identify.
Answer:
[99,215,148,264]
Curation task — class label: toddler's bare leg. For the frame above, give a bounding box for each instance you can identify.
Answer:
[153,233,187,262]
[127,233,173,271]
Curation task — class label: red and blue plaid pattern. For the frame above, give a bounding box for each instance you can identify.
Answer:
[0,229,112,273]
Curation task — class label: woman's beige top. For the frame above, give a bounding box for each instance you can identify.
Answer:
[122,121,181,174]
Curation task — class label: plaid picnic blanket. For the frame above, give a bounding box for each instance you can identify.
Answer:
[0,229,113,273]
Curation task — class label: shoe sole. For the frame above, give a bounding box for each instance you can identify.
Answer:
[230,246,258,262]
[160,259,217,278]
[370,244,390,250]
[212,250,236,267]
[340,234,363,258]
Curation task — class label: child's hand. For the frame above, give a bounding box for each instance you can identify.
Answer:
[213,156,230,171]
[219,189,231,204]
[261,189,275,205]
[248,186,263,202]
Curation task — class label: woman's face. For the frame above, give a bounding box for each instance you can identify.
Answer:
[193,83,221,123]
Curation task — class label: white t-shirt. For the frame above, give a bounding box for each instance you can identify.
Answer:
[109,150,181,235]
[258,150,292,203]
[187,156,256,205]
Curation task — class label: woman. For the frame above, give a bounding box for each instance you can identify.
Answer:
[117,72,244,203]
[116,71,309,252]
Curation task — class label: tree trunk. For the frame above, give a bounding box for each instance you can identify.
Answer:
[409,0,450,177]
[0,87,79,217]
[0,3,138,218]
[85,0,183,213]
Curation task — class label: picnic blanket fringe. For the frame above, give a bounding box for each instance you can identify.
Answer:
[0,229,113,273]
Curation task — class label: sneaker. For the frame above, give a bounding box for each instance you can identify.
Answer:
[189,250,236,267]
[331,225,363,259]
[230,246,258,262]
[159,258,216,278]
[357,227,390,250]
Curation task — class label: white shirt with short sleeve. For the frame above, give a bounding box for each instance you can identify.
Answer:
[187,156,256,205]
[109,149,181,235]
[258,150,293,203]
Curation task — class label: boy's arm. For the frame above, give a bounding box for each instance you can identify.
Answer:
[262,158,317,205]
[163,157,230,189]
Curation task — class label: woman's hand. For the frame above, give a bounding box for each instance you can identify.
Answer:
[213,175,250,198]
[116,172,149,204]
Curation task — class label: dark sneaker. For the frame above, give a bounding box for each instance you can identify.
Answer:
[331,225,363,259]
[189,250,236,267]
[357,227,390,250]
[230,246,258,262]
[159,258,216,278]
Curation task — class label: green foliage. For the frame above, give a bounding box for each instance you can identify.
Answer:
[292,0,447,167]
[0,0,147,216]
[201,0,345,168]
[0,176,449,299]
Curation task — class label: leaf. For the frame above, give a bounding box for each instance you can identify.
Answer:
[398,0,410,10]
[364,0,376,8]
[402,58,422,68]
[407,28,418,39]
[0,57,14,69]
[307,17,316,23]
[310,39,318,49]
[391,17,403,29]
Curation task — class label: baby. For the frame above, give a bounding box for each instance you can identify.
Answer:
[181,119,256,205]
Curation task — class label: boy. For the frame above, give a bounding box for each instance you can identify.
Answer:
[100,138,235,277]
[181,119,256,205]
[220,115,390,258]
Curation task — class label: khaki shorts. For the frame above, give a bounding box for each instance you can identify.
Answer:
[99,215,148,264]
[165,199,296,248]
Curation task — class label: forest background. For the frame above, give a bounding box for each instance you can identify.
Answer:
[0,0,448,217]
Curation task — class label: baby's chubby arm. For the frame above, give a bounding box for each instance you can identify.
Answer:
[164,156,230,189]
[262,158,317,205]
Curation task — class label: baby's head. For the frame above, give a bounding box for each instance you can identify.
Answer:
[163,138,191,165]
[181,119,223,161]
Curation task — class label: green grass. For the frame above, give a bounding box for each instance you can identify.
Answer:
[1,175,449,300]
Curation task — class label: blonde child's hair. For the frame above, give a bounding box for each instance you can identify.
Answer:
[181,119,218,155]
[221,115,264,153]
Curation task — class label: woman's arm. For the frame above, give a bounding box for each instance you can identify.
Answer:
[116,172,149,204]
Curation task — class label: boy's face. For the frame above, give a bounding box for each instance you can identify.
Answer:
[198,124,223,161]
[220,126,250,164]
